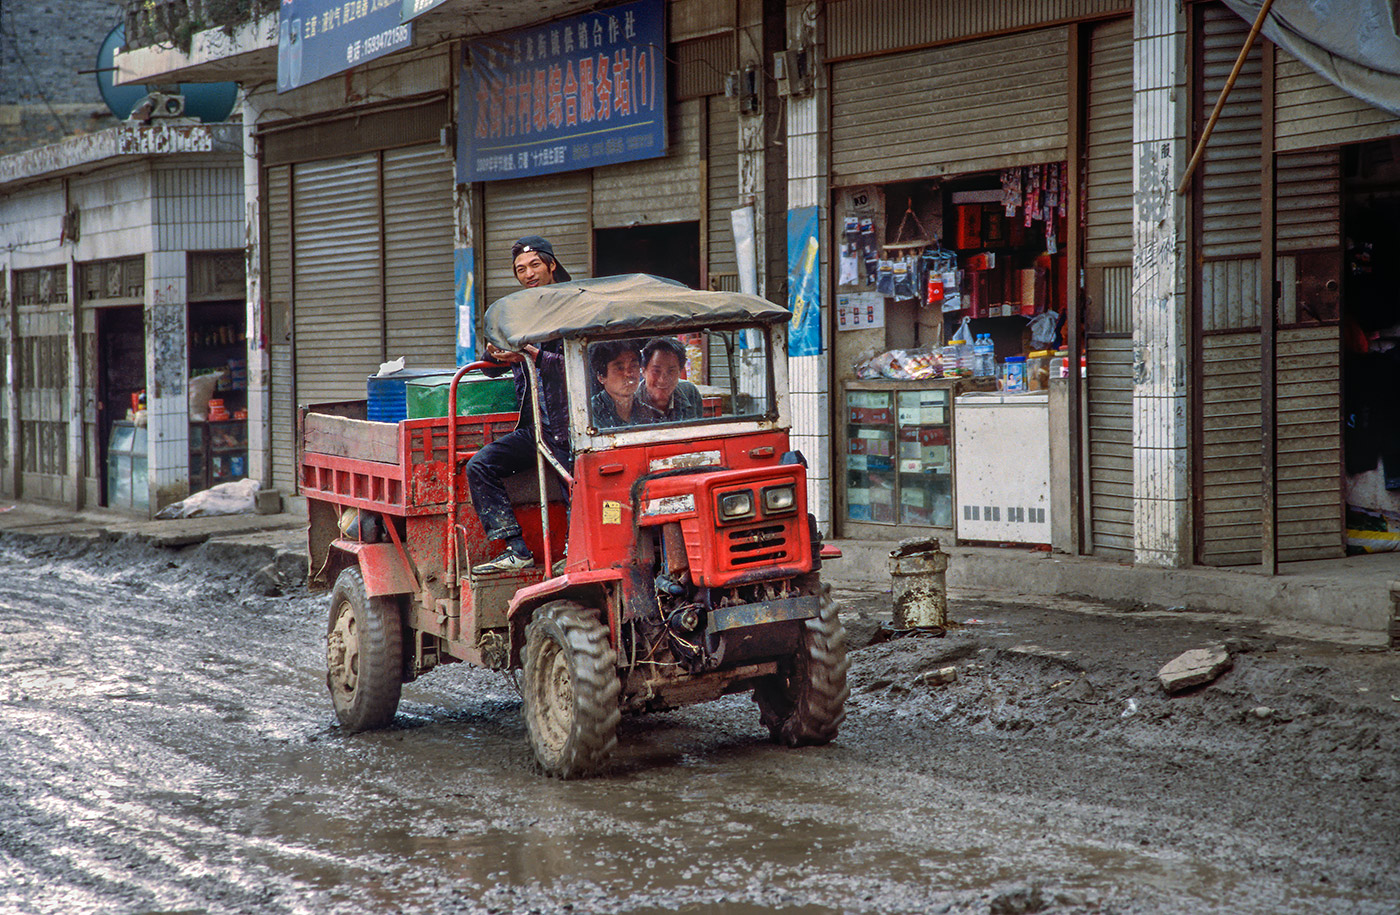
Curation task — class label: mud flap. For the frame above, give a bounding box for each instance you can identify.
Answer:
[335,540,416,598]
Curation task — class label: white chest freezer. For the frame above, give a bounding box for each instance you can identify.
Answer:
[953,391,1050,544]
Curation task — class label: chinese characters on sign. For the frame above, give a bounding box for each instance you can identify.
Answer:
[278,0,412,93]
[457,0,667,182]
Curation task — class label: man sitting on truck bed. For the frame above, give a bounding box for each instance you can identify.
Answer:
[466,236,572,575]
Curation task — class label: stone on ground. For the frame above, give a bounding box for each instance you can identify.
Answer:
[1158,645,1232,694]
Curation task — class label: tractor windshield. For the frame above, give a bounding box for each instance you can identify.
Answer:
[585,326,772,432]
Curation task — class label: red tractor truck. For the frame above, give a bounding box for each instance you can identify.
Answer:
[302,274,848,777]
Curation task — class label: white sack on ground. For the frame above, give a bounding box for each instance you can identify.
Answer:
[155,479,260,519]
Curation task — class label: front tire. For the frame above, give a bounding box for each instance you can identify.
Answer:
[522,601,621,778]
[326,566,403,732]
[754,586,850,746]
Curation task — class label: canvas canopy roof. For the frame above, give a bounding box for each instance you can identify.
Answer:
[484,274,791,349]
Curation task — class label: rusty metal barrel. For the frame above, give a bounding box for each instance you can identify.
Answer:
[889,538,949,630]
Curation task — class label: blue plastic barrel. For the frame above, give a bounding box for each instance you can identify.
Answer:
[366,369,453,423]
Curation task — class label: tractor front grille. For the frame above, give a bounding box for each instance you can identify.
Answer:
[726,523,790,566]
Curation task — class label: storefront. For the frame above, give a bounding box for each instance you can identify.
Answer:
[259,90,458,495]
[826,15,1107,546]
[0,124,244,514]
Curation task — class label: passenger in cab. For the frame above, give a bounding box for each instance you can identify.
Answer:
[590,340,647,429]
[639,337,703,422]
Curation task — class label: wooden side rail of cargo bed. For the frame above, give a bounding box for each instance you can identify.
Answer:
[300,407,519,515]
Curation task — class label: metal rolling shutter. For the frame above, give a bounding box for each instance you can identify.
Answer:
[266,165,297,494]
[1199,333,1262,566]
[481,172,591,309]
[1200,4,1262,269]
[1083,18,1134,559]
[830,27,1069,187]
[1277,327,1343,560]
[293,155,383,404]
[593,98,700,228]
[1275,152,1343,560]
[826,0,1132,59]
[707,96,740,289]
[1274,48,1400,153]
[1197,5,1262,566]
[383,145,455,369]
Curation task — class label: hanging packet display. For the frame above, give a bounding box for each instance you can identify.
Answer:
[891,259,915,301]
[875,259,895,296]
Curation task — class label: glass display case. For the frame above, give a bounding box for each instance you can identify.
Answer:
[107,420,148,512]
[844,381,957,529]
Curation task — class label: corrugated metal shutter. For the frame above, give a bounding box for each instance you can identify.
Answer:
[1082,18,1134,559]
[1276,148,1340,324]
[1277,326,1343,560]
[266,165,297,495]
[383,144,455,369]
[593,99,701,228]
[1084,18,1132,267]
[293,155,383,404]
[481,172,591,308]
[1274,48,1400,153]
[707,96,740,288]
[1086,335,1134,556]
[826,0,1131,60]
[1199,4,1262,265]
[1199,332,1261,566]
[829,27,1069,187]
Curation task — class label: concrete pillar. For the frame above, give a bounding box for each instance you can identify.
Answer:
[784,0,830,531]
[241,87,272,490]
[1131,1,1192,567]
[145,249,190,512]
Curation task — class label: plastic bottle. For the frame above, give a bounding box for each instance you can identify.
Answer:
[974,335,995,378]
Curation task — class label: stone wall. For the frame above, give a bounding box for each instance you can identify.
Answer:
[0,0,124,155]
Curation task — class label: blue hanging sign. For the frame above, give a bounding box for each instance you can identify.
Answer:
[457,0,667,183]
[278,0,413,93]
[788,206,824,358]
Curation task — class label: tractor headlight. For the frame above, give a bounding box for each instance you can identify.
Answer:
[717,489,755,520]
[762,484,796,514]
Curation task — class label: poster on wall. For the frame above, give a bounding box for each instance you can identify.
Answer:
[836,292,884,331]
[787,206,823,357]
[278,0,413,93]
[457,0,667,182]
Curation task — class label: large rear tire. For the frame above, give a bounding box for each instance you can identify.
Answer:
[522,601,621,778]
[326,566,403,732]
[754,586,850,746]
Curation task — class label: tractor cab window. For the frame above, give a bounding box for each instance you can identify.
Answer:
[586,328,771,432]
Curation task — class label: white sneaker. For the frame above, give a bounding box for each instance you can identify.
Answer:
[471,550,534,575]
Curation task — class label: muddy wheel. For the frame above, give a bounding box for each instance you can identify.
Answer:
[326,566,403,732]
[521,601,621,778]
[754,586,850,747]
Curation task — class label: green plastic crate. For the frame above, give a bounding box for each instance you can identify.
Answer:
[405,372,517,418]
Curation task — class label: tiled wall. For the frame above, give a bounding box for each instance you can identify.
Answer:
[1130,0,1191,566]
[145,250,188,506]
[786,1,831,531]
[154,164,244,252]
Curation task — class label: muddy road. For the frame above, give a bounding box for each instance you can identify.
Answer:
[1,534,1398,915]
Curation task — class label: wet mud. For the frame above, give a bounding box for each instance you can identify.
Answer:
[1,535,1397,914]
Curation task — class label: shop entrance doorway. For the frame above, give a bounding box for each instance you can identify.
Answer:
[1342,139,1400,534]
[96,306,144,507]
[594,222,700,289]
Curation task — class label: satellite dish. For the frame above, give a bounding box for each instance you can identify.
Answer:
[96,25,240,123]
